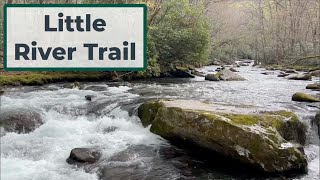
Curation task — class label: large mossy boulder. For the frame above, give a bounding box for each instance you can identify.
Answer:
[138,100,307,173]
[0,108,43,135]
[215,69,245,81]
[292,92,320,102]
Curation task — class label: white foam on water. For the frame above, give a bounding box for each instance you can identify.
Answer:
[0,86,162,180]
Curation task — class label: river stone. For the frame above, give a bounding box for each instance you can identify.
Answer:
[138,100,308,173]
[205,74,220,81]
[311,111,320,136]
[292,92,320,102]
[310,70,320,77]
[170,67,195,78]
[229,68,238,72]
[285,69,297,73]
[278,73,290,77]
[306,84,320,90]
[67,148,102,164]
[85,95,95,101]
[0,108,43,134]
[215,69,245,81]
[287,74,311,80]
[192,70,205,77]
[261,72,274,75]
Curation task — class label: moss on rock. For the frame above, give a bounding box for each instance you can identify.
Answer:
[138,100,164,127]
[138,100,308,173]
[292,92,320,102]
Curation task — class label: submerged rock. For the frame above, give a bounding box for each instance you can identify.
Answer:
[261,72,274,75]
[138,100,308,173]
[103,126,118,133]
[215,69,245,81]
[205,74,220,81]
[292,92,320,102]
[0,108,43,134]
[67,148,102,165]
[84,85,108,91]
[229,68,239,72]
[287,74,311,80]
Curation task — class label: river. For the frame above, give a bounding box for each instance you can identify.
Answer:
[1,65,319,180]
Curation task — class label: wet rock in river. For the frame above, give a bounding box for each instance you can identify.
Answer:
[170,67,195,78]
[285,69,297,73]
[292,92,320,102]
[215,67,222,72]
[192,70,205,77]
[138,99,308,173]
[261,72,274,75]
[103,126,118,133]
[306,84,320,90]
[278,72,290,77]
[229,68,239,72]
[311,111,320,136]
[287,74,312,80]
[205,74,220,81]
[215,69,246,81]
[85,95,95,101]
[0,108,43,135]
[67,148,102,165]
[310,70,320,77]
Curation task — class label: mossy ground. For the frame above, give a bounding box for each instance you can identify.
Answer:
[264,64,320,72]
[0,72,111,86]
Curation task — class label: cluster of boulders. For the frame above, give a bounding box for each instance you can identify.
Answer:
[138,99,308,173]
[205,69,245,81]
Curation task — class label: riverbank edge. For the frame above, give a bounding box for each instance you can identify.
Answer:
[0,64,196,86]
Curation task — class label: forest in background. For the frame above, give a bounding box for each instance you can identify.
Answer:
[0,0,319,78]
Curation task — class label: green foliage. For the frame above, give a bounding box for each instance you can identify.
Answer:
[148,0,210,72]
[0,72,108,86]
[0,0,211,79]
[210,41,254,63]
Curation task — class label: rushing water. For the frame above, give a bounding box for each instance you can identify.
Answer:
[1,66,319,180]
